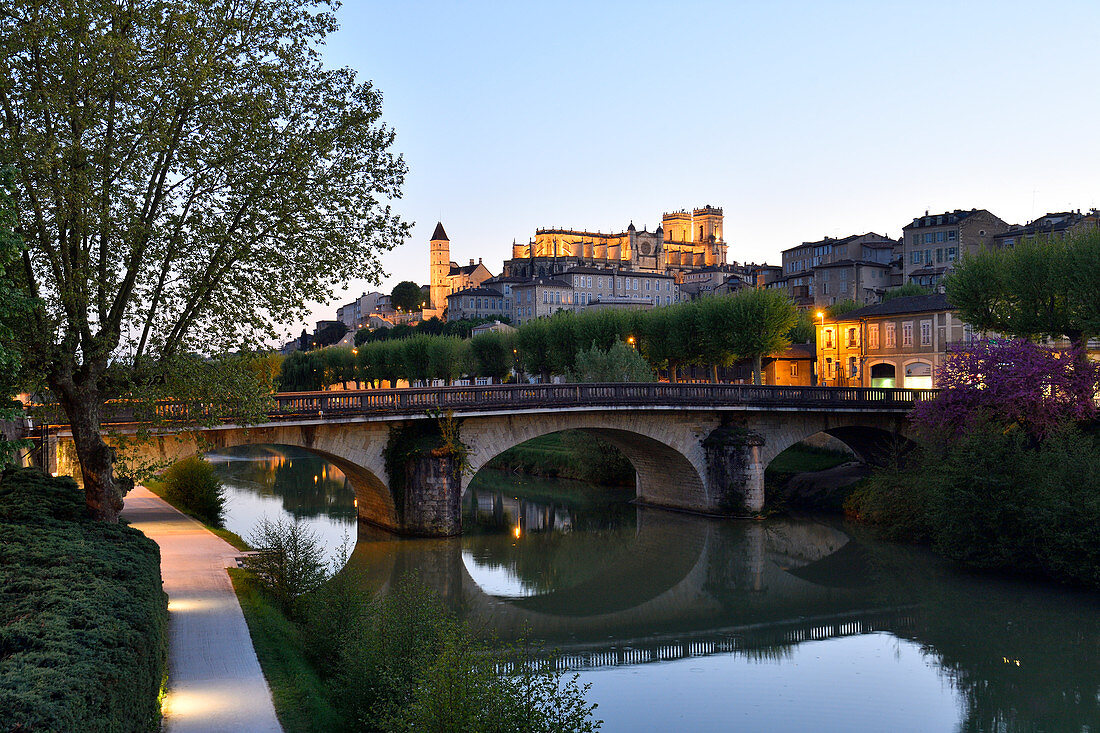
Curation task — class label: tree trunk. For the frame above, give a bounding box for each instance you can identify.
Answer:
[55,379,125,522]
[669,361,679,383]
[711,364,719,383]
[753,354,763,386]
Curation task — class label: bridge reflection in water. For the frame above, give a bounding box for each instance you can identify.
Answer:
[348,502,914,666]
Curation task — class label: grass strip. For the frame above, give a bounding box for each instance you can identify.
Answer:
[228,568,340,733]
[142,478,250,551]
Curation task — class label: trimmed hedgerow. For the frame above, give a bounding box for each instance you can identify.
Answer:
[0,468,168,732]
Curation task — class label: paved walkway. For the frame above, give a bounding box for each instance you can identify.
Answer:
[122,487,283,733]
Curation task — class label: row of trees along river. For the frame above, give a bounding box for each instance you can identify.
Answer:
[280,287,809,391]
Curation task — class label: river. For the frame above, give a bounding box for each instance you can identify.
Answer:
[209,445,1100,733]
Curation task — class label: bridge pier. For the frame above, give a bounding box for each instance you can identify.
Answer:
[703,425,766,515]
[401,452,462,537]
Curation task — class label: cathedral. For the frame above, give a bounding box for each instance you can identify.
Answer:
[502,205,727,279]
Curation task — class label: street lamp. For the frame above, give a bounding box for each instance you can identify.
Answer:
[627,336,636,350]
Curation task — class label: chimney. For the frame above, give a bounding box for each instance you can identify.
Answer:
[469,259,474,266]
[479,258,483,264]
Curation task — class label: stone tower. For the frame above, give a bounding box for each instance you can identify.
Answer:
[693,206,726,265]
[429,221,450,311]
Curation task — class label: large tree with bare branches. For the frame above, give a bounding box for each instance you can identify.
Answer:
[0,0,408,520]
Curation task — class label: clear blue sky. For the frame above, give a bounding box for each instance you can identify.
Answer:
[296,0,1100,331]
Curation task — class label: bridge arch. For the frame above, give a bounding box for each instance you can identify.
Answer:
[461,413,710,513]
[114,425,399,530]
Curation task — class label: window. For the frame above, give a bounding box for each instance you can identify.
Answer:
[936,248,943,263]
[824,328,834,348]
[790,362,798,377]
[920,320,932,346]
[645,280,651,291]
[924,233,933,244]
[936,231,945,243]
[633,278,639,290]
[868,324,879,349]
[885,322,896,348]
[947,247,957,262]
[902,322,913,347]
[846,327,858,347]
[947,230,957,241]
[597,277,603,289]
[925,249,932,264]
[849,356,858,377]
[911,251,922,264]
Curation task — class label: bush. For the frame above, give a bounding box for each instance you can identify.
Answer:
[850,422,1100,588]
[567,340,654,383]
[925,423,1100,586]
[242,516,328,617]
[0,468,168,732]
[162,456,226,527]
[328,578,601,733]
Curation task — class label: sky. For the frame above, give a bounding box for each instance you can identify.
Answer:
[292,0,1100,333]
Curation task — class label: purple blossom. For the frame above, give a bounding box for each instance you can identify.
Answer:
[911,339,1100,439]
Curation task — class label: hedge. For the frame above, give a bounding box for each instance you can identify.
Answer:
[0,468,168,732]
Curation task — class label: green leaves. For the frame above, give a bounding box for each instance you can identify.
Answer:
[946,228,1100,345]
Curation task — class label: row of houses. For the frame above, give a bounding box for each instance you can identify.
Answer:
[773,208,1100,310]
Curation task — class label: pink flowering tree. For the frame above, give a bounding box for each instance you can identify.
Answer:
[911,339,1100,440]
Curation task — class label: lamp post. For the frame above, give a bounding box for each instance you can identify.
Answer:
[816,311,825,386]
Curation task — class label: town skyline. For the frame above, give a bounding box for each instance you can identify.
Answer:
[292,0,1100,333]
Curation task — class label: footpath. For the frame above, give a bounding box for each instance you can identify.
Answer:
[121,487,283,733]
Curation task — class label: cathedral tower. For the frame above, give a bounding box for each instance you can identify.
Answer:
[429,221,450,311]
[693,206,726,265]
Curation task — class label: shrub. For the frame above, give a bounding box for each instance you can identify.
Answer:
[329,578,601,733]
[0,468,168,732]
[567,340,654,383]
[242,516,328,617]
[162,456,226,527]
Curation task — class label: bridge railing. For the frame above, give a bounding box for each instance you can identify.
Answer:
[268,383,937,419]
[34,383,937,427]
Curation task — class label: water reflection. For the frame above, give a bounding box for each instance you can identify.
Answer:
[216,453,1100,732]
[208,445,356,562]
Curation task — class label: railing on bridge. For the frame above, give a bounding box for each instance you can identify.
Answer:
[34,383,937,427]
[267,383,936,420]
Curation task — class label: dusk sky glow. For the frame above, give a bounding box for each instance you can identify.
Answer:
[296,0,1100,332]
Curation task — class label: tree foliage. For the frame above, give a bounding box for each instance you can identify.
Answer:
[567,341,655,383]
[0,0,407,518]
[882,282,930,301]
[391,280,424,312]
[945,229,1100,347]
[910,339,1100,440]
[0,166,31,465]
[727,288,798,384]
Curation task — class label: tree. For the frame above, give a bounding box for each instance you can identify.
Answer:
[825,299,863,318]
[469,332,512,383]
[727,288,798,385]
[517,318,553,383]
[882,283,930,301]
[567,340,654,383]
[391,281,424,312]
[787,309,815,345]
[0,166,31,465]
[910,339,1100,440]
[0,1,407,519]
[945,233,1100,350]
[694,297,737,382]
[427,336,468,385]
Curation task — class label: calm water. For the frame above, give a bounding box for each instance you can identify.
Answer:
[212,446,1100,733]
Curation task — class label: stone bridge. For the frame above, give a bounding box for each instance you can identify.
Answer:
[40,383,931,536]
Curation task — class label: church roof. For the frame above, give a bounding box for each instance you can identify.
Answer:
[430,221,449,241]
